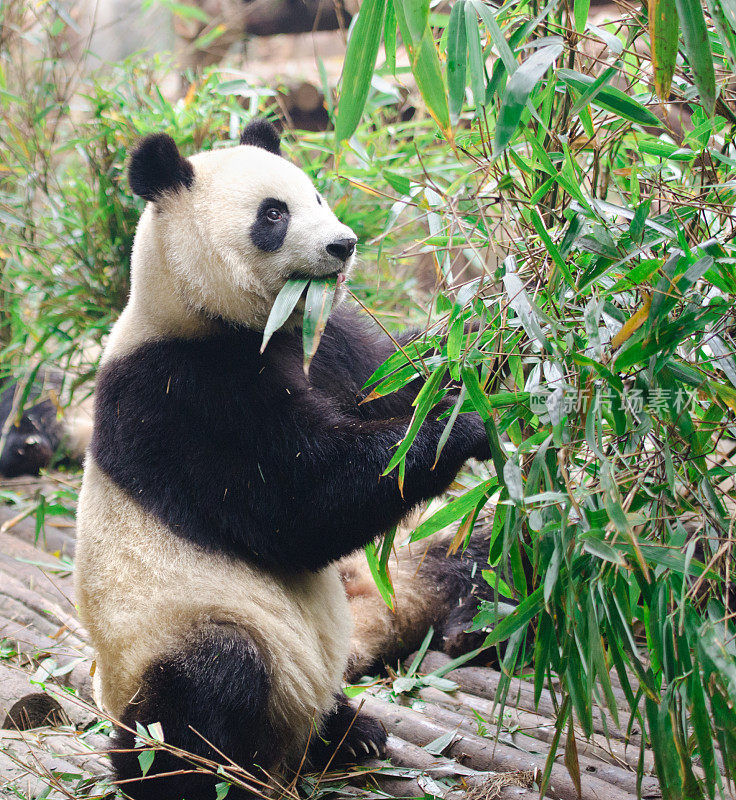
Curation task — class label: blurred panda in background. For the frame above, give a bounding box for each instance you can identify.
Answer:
[0,371,93,478]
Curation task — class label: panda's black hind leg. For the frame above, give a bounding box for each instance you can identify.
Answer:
[110,623,275,800]
[308,694,387,768]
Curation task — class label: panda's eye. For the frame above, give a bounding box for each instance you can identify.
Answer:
[265,207,283,222]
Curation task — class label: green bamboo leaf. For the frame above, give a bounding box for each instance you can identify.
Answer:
[302,277,337,375]
[718,0,736,33]
[395,0,428,42]
[379,523,396,571]
[705,0,736,65]
[193,24,227,51]
[166,1,210,23]
[486,55,509,105]
[543,539,562,604]
[567,61,617,116]
[481,569,513,599]
[602,465,651,579]
[364,535,396,610]
[465,3,486,112]
[581,534,626,565]
[394,0,451,132]
[458,390,530,413]
[138,748,155,778]
[365,364,420,401]
[688,653,718,799]
[574,0,591,32]
[415,26,452,132]
[260,277,309,353]
[675,0,716,114]
[647,582,668,676]
[406,626,435,677]
[586,596,620,727]
[363,338,436,388]
[384,0,398,73]
[646,694,684,800]
[483,586,543,645]
[584,400,608,461]
[564,694,585,788]
[539,696,569,798]
[447,0,468,121]
[698,621,736,707]
[335,0,387,144]
[461,366,506,482]
[383,365,447,475]
[383,168,410,195]
[649,0,679,100]
[410,477,495,542]
[528,205,574,288]
[11,362,44,424]
[533,612,553,706]
[427,644,491,677]
[445,312,464,370]
[650,253,711,326]
[525,433,553,495]
[434,385,465,465]
[472,0,517,74]
[708,334,736,391]
[494,41,563,155]
[558,68,661,126]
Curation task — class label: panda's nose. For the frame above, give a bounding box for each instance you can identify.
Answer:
[326,237,357,262]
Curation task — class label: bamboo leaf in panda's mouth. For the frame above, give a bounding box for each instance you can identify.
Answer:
[261,275,338,376]
[302,275,338,376]
[260,277,309,354]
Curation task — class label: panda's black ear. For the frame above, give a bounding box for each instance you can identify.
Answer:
[128,133,194,202]
[240,119,281,155]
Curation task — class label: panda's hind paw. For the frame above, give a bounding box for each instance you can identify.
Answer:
[310,697,387,768]
[335,711,387,764]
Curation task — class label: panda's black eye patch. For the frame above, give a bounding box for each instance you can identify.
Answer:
[251,198,289,252]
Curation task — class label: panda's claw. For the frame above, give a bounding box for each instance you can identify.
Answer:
[360,741,370,755]
[346,745,357,759]
[369,740,382,757]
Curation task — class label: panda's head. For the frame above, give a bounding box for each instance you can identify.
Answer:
[126,119,357,330]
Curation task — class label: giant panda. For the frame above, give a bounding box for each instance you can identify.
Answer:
[74,119,492,800]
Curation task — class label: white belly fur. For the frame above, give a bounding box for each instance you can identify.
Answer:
[75,456,352,758]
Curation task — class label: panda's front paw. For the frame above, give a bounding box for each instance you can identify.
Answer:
[334,711,387,763]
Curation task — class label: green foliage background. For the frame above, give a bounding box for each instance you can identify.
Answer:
[2,0,736,797]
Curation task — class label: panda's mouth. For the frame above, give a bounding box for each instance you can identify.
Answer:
[290,270,346,285]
